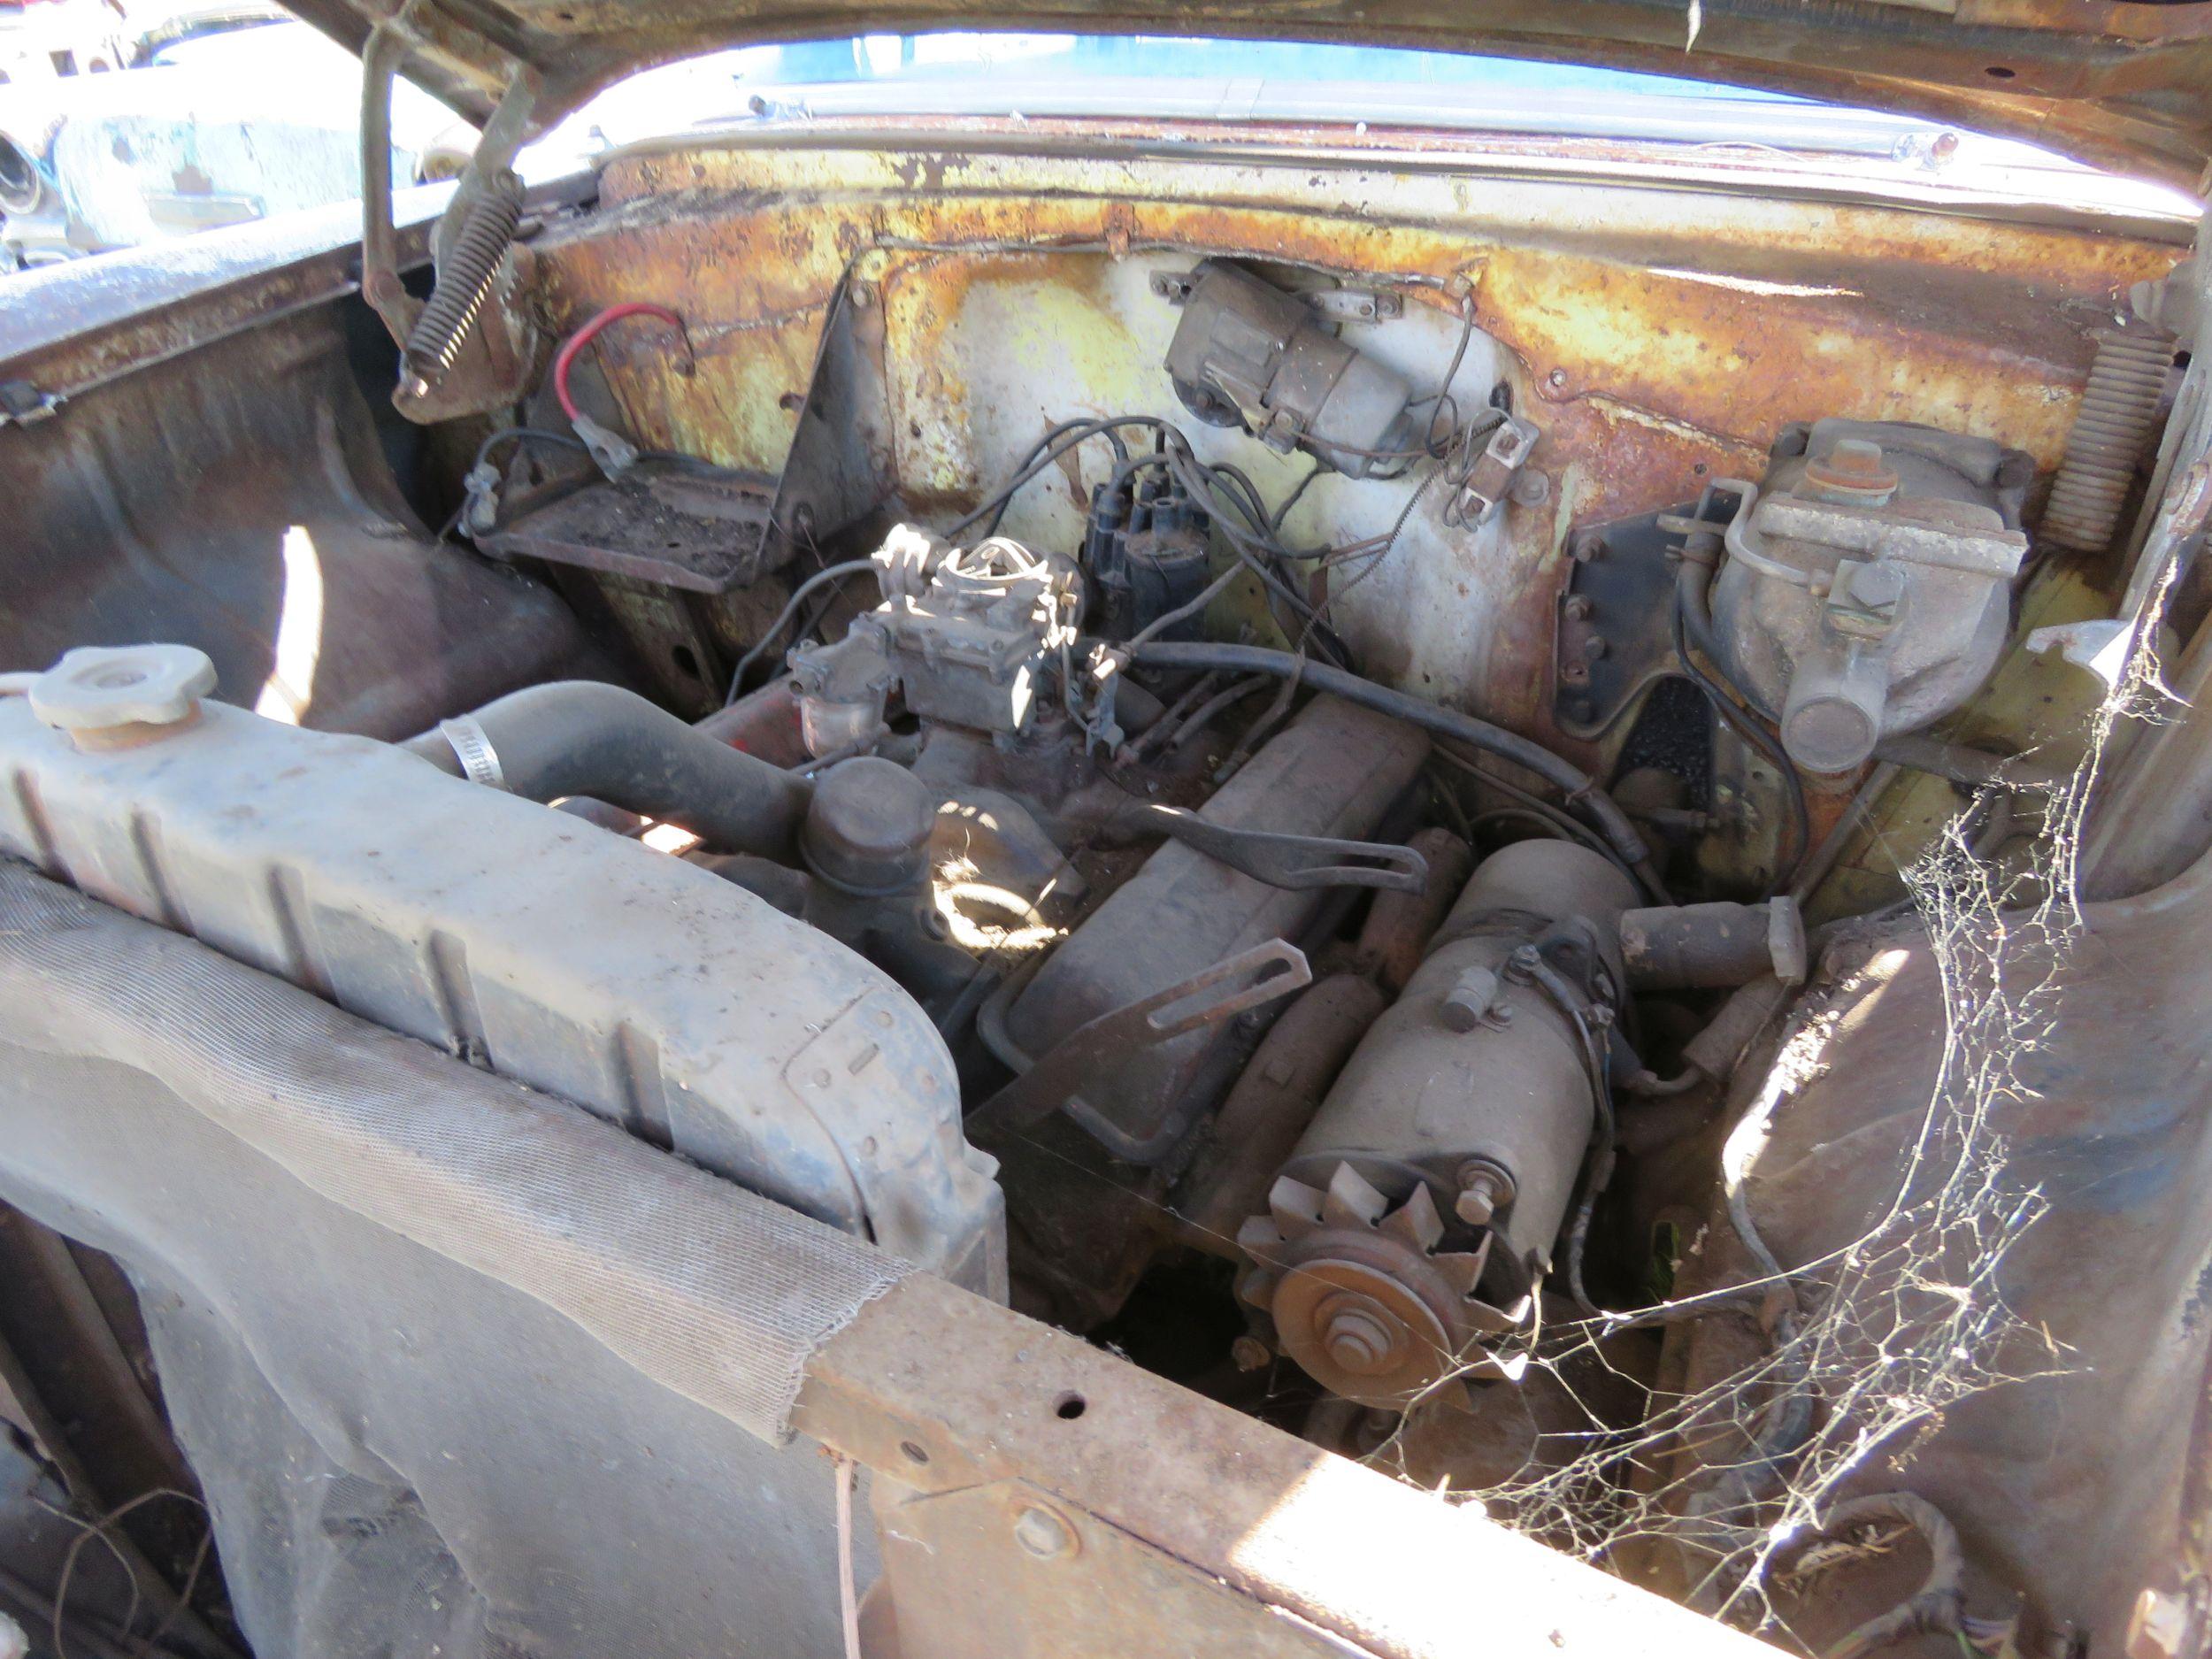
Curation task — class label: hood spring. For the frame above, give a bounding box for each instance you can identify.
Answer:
[403,171,526,386]
[2040,326,2177,557]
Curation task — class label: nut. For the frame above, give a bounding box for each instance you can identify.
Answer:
[1509,470,1552,508]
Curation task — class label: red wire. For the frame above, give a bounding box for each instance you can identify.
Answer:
[553,302,687,422]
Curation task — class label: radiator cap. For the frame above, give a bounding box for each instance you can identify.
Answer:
[28,644,217,741]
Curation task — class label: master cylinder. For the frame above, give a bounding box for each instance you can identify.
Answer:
[1237,841,1636,1409]
[1709,419,2034,774]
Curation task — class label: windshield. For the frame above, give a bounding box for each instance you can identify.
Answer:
[548,32,2200,220]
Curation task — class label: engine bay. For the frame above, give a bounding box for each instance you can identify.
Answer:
[1,117,2204,1659]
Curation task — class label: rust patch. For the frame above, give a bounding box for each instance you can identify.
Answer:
[541,144,2173,498]
[527,140,2181,754]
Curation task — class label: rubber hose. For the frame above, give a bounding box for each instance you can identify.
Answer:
[1674,547,1731,684]
[404,682,815,860]
[1120,640,1660,889]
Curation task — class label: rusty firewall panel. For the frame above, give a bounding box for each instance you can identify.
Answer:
[532,142,2180,759]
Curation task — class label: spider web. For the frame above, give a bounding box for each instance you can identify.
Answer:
[1365,575,2183,1642]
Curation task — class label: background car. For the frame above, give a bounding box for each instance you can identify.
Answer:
[0,7,469,270]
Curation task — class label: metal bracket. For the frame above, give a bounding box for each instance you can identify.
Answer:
[1148,268,1402,324]
[1449,415,1540,525]
[1148,271,1198,305]
[1303,288,1404,323]
[1141,805,1429,893]
[974,940,1312,1157]
[0,380,62,428]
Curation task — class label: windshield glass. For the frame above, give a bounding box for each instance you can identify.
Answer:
[549,32,2199,220]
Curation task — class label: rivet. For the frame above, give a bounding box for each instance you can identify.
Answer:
[1013,1505,1077,1561]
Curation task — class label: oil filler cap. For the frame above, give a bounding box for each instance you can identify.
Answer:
[28,644,218,741]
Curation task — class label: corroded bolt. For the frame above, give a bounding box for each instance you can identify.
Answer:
[1323,1306,1395,1374]
[1827,438,1887,478]
[1454,1162,1513,1227]
[1805,437,1900,503]
[1510,471,1552,509]
[1563,595,1594,622]
[1230,1334,1272,1372]
[1013,1505,1077,1561]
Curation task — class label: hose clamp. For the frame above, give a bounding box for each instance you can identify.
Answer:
[437,716,506,789]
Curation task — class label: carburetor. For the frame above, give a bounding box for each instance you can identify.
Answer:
[787,526,1085,754]
[1709,419,2033,774]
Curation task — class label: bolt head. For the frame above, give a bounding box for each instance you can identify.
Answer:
[1509,470,1552,508]
[1827,438,1886,478]
[1804,438,1901,504]
[1440,965,1502,1033]
[1321,1305,1396,1375]
[1846,560,1907,610]
[1230,1334,1272,1371]
[1454,1162,1514,1227]
[1013,1505,1077,1561]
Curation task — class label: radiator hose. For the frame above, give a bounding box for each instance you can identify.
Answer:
[404,681,815,861]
